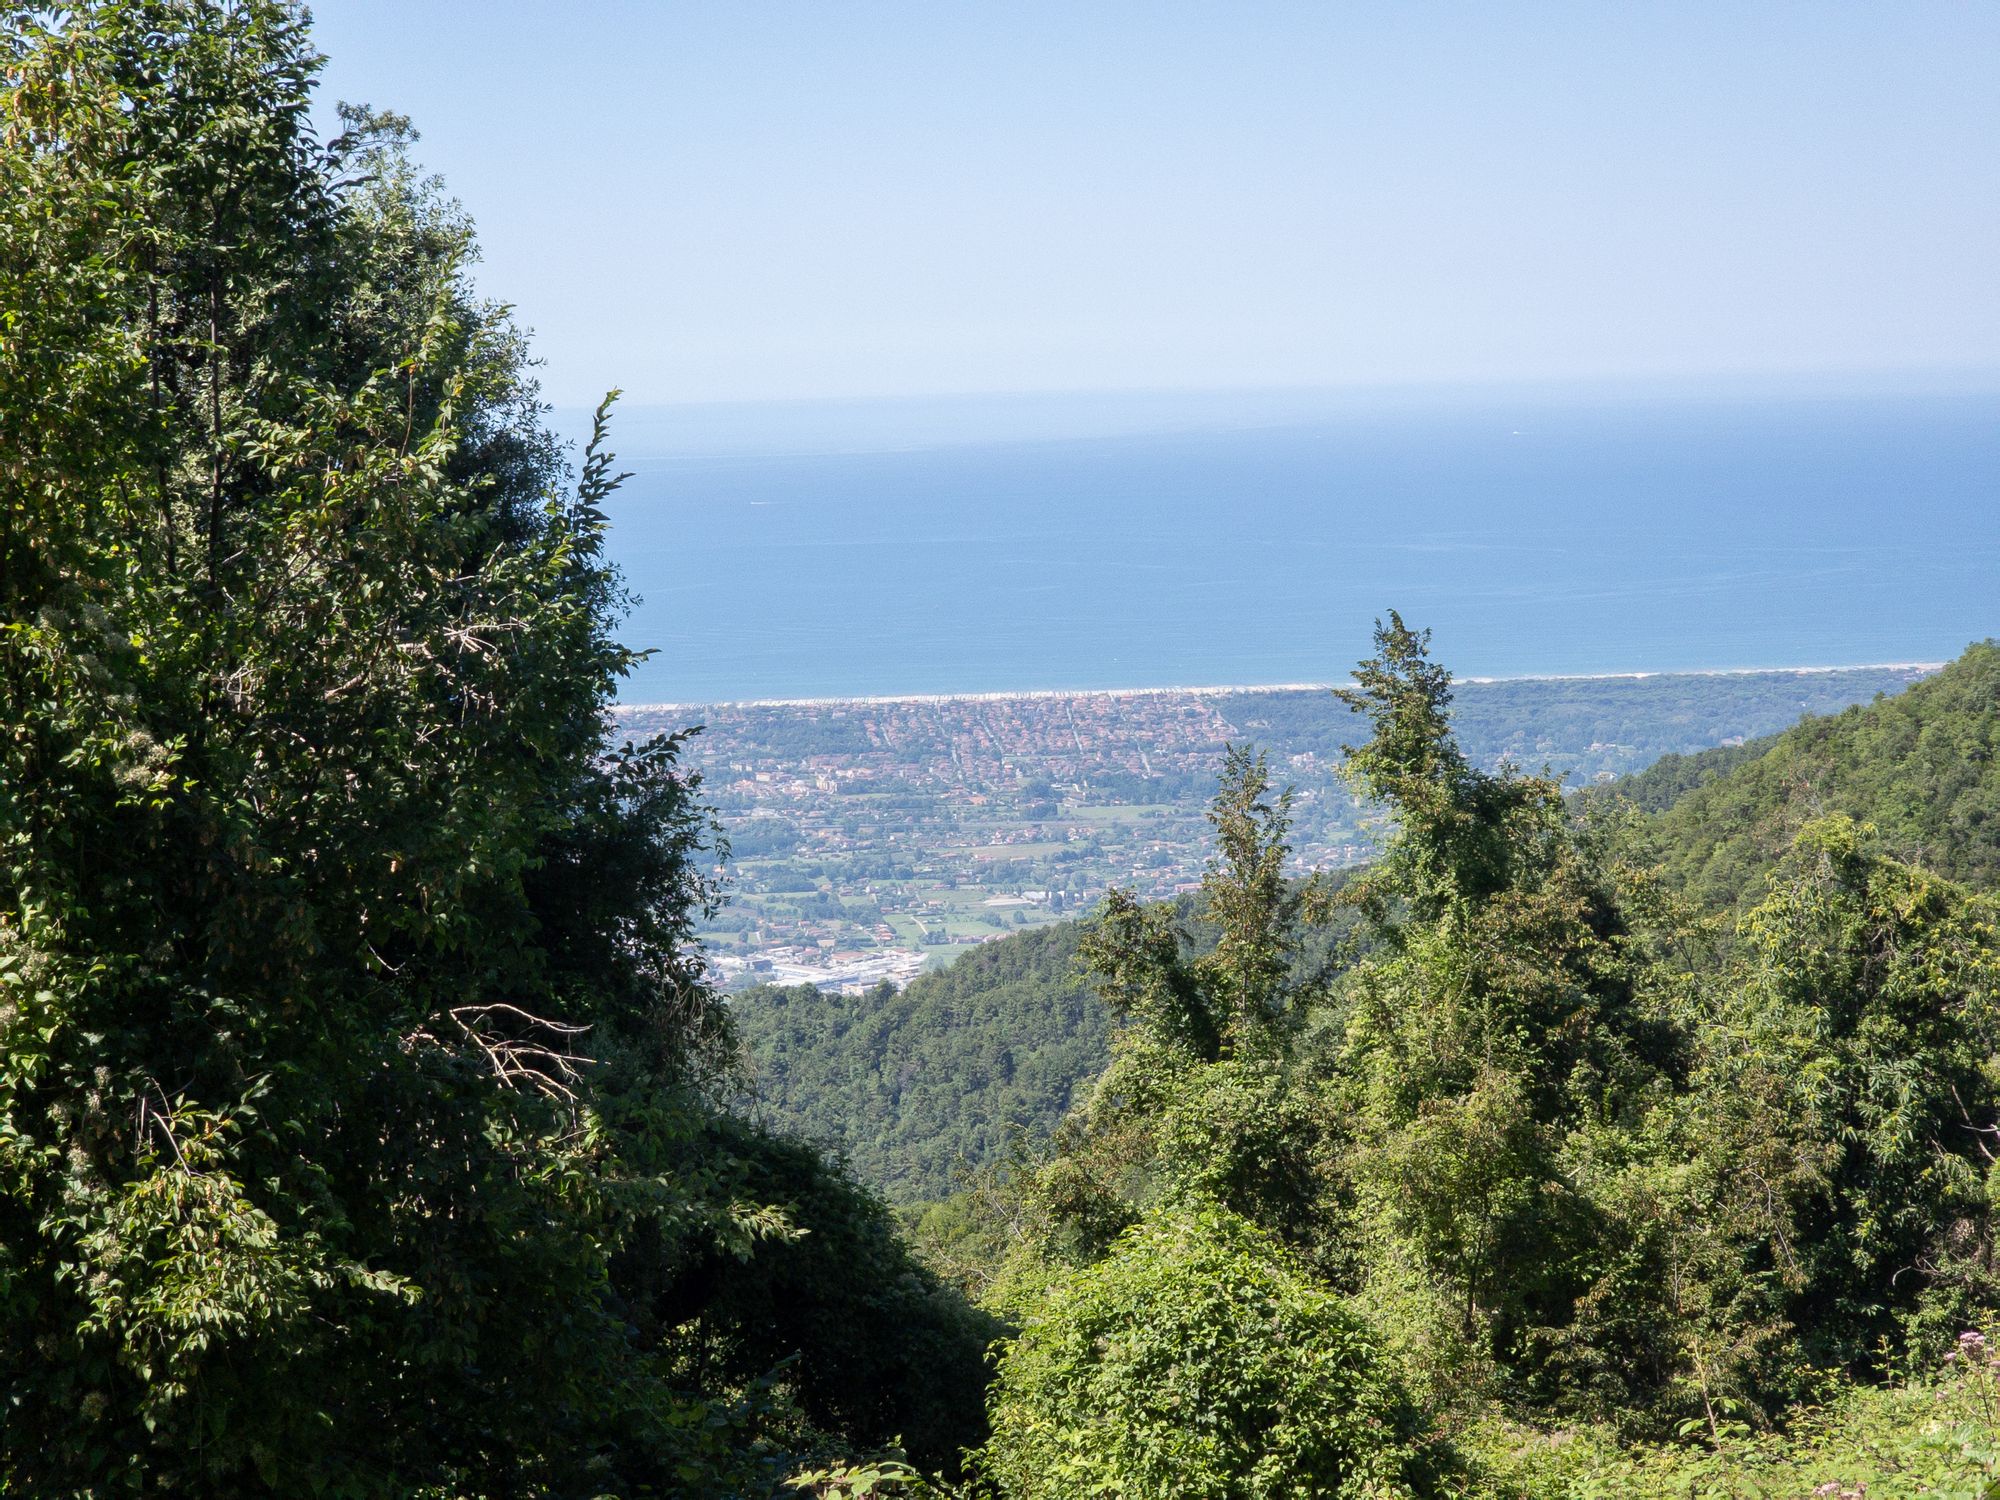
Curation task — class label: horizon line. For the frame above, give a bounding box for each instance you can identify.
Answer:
[556,364,2000,416]
[613,660,1945,714]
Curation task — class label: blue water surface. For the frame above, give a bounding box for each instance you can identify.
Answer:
[595,386,1999,703]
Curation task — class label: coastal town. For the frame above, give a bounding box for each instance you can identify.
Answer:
[615,685,1370,991]
[615,665,1929,993]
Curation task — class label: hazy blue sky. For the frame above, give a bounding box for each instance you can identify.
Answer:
[308,2,2000,408]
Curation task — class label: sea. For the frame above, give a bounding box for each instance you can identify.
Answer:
[579,379,2000,705]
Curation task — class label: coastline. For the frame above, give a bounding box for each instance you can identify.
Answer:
[614,660,1946,714]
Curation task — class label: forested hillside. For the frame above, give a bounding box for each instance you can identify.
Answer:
[735,877,1365,1201]
[734,924,1102,1200]
[740,645,2000,1204]
[1639,640,2000,909]
[760,616,2000,1496]
[1588,732,1785,814]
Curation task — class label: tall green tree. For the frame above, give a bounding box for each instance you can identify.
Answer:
[0,5,991,1492]
[1011,747,1333,1267]
[1324,617,1689,1411]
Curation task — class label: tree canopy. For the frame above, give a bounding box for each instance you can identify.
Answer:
[1,4,987,1492]
[943,623,2000,1495]
[1634,640,2000,909]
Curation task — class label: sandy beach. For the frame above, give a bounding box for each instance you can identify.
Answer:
[615,660,1948,714]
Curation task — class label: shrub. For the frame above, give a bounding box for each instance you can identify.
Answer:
[982,1205,1436,1499]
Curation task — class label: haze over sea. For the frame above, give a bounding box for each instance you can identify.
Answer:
[584,380,2000,705]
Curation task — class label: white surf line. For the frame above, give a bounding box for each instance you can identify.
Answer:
[613,661,1946,715]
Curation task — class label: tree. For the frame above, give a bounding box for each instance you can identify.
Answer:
[1331,616,1678,1408]
[1687,818,2000,1371]
[0,5,992,1492]
[1335,611,1531,912]
[983,1207,1437,1500]
[1074,745,1314,1068]
[1014,750,1333,1268]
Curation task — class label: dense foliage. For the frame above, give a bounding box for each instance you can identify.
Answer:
[1635,640,2000,909]
[1464,1344,2000,1497]
[983,1207,1437,1500]
[747,638,2000,1494]
[754,646,2000,1223]
[886,620,2000,1496]
[732,922,1105,1201]
[0,4,986,1492]
[1586,733,1782,815]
